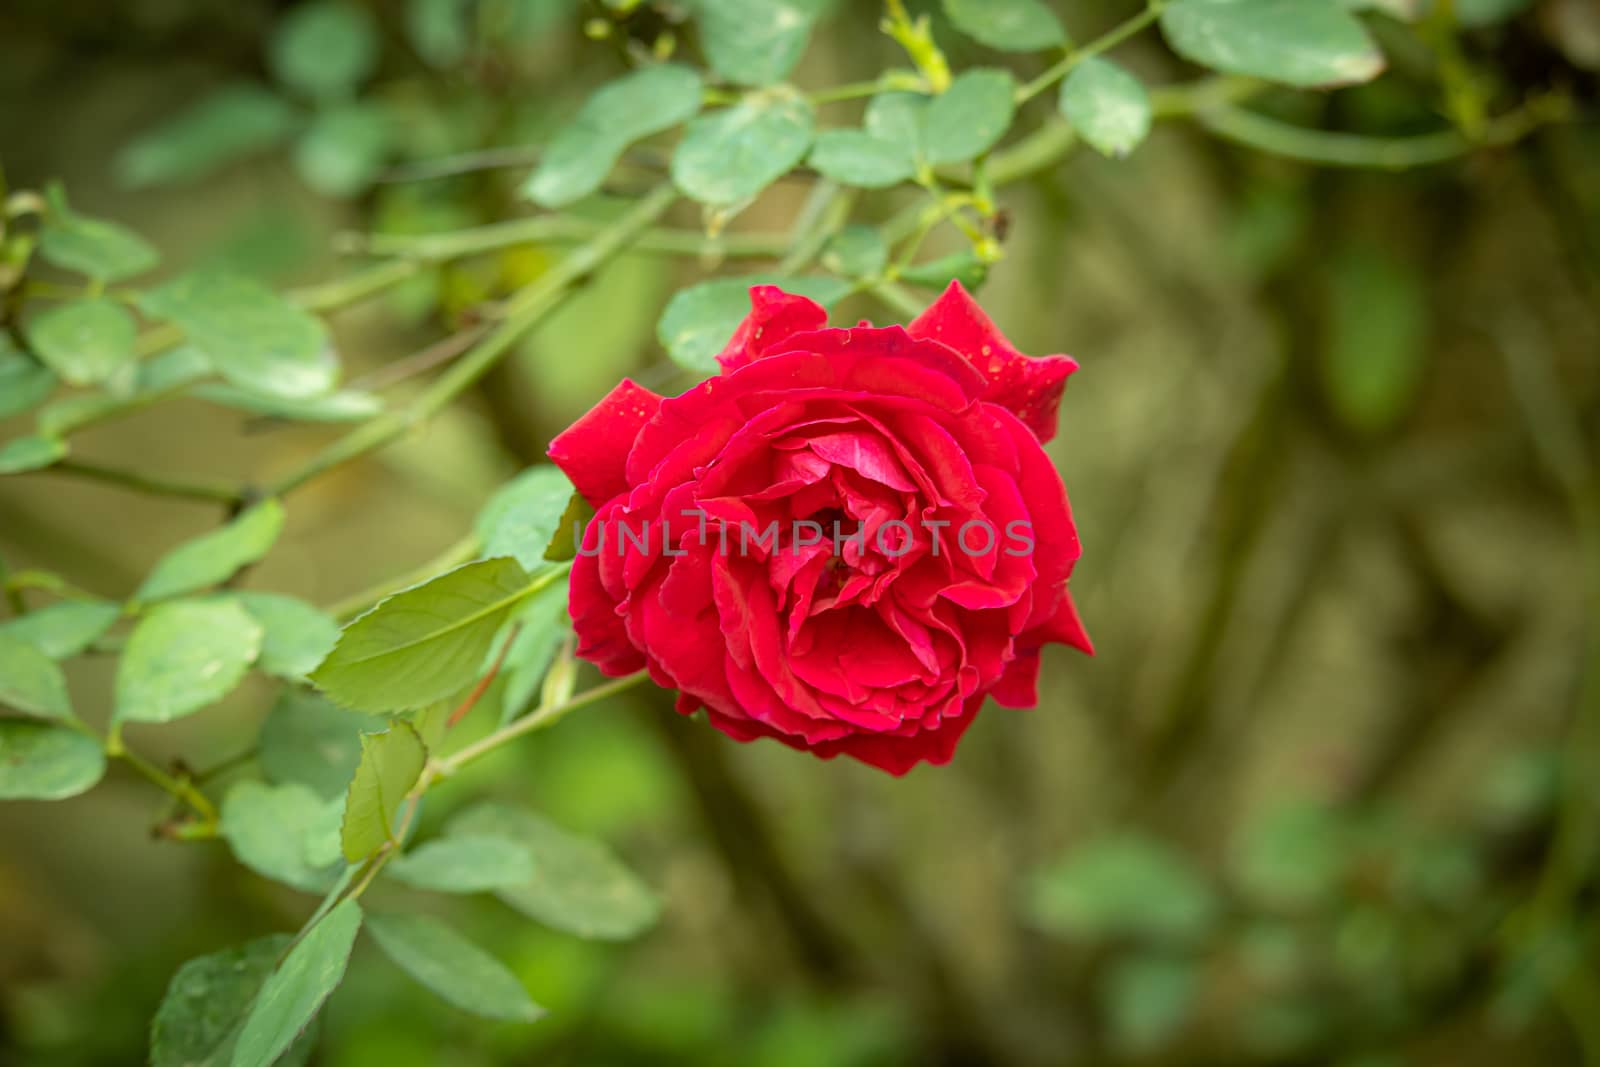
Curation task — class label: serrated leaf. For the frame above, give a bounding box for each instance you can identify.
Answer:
[310,557,533,713]
[0,721,105,800]
[191,384,382,423]
[24,297,137,386]
[448,802,660,940]
[807,129,917,189]
[672,94,815,207]
[268,2,380,100]
[38,185,160,282]
[821,225,888,278]
[258,689,383,799]
[235,593,340,681]
[388,835,536,894]
[140,272,337,400]
[231,900,362,1067]
[0,599,120,659]
[0,435,66,474]
[920,69,1017,165]
[221,781,344,893]
[658,274,849,374]
[136,500,286,603]
[114,600,263,725]
[0,338,55,420]
[151,935,318,1067]
[1059,57,1152,158]
[366,912,544,1023]
[340,722,426,862]
[1027,834,1219,944]
[293,103,392,198]
[943,0,1066,51]
[525,65,704,208]
[118,84,297,189]
[0,634,73,720]
[474,467,576,572]
[1160,0,1385,88]
[693,0,820,86]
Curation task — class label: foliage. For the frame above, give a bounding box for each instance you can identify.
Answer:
[0,0,1595,1063]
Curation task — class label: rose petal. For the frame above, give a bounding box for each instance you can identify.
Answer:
[716,286,830,373]
[547,379,663,507]
[908,281,1078,443]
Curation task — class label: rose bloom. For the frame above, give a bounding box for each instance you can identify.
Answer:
[548,281,1091,774]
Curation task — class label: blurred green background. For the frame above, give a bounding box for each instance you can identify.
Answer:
[3,0,1599,1064]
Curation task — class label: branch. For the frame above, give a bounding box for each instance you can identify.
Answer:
[267,183,679,497]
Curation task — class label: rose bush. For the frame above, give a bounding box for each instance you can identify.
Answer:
[548,281,1093,774]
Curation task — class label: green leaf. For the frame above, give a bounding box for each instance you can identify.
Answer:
[36,346,212,438]
[498,583,570,724]
[136,500,286,603]
[0,434,66,475]
[1320,247,1428,434]
[114,600,263,725]
[1232,801,1353,907]
[38,184,160,282]
[942,0,1066,51]
[0,634,73,720]
[221,781,344,893]
[258,689,383,799]
[366,912,544,1023]
[0,721,106,800]
[1058,57,1152,158]
[920,69,1017,165]
[863,92,926,159]
[151,935,318,1067]
[901,250,989,291]
[525,65,704,208]
[340,722,426,862]
[389,835,537,894]
[268,2,380,100]
[658,274,849,374]
[0,598,120,659]
[821,225,889,278]
[1101,955,1198,1056]
[1027,833,1219,944]
[310,557,533,713]
[407,0,473,68]
[475,467,577,572]
[0,338,55,420]
[807,129,917,189]
[235,593,340,681]
[672,94,815,207]
[191,384,382,422]
[1160,0,1385,88]
[24,297,138,386]
[231,900,362,1067]
[140,272,337,400]
[692,0,820,86]
[117,84,298,188]
[448,802,660,940]
[293,103,392,198]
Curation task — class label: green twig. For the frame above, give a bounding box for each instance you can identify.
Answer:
[341,217,791,263]
[1016,2,1168,104]
[267,183,679,497]
[41,459,247,506]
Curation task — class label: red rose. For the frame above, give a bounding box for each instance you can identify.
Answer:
[547,281,1092,774]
